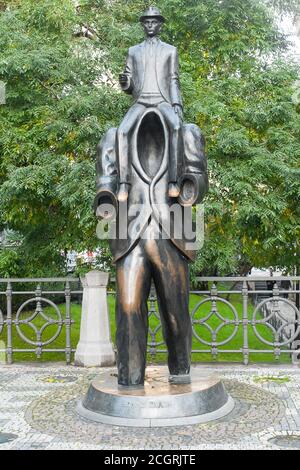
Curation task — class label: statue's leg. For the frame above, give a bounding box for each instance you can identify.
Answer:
[149,239,192,377]
[157,102,183,196]
[115,242,152,386]
[117,103,146,200]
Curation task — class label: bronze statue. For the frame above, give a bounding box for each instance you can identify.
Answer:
[117,6,183,202]
[95,7,209,387]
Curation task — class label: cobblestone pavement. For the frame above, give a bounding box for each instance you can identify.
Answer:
[1,363,300,450]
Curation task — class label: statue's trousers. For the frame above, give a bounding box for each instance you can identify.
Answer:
[116,230,192,387]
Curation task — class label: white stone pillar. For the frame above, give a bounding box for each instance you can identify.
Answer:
[75,271,115,367]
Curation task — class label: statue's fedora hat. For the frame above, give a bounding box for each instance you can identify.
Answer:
[139,6,165,23]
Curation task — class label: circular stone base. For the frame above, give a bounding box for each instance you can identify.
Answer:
[77,367,235,427]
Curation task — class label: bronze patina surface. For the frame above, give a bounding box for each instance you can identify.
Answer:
[94,7,209,387]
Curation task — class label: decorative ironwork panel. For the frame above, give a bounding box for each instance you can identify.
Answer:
[145,276,300,364]
[0,278,82,364]
[0,275,300,365]
[191,284,240,349]
[16,297,63,347]
[251,283,300,361]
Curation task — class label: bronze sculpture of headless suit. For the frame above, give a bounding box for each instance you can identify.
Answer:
[95,7,209,387]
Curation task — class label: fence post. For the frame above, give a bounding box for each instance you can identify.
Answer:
[75,271,115,367]
[242,281,249,365]
[65,280,72,365]
[6,281,13,364]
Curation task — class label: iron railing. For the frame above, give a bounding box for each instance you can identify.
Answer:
[138,277,300,364]
[0,278,82,364]
[0,276,299,364]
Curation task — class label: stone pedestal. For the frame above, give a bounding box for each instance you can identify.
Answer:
[74,271,115,367]
[77,366,234,427]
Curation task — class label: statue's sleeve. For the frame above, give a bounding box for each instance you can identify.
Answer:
[94,128,118,216]
[121,49,134,95]
[170,48,183,108]
[178,124,209,206]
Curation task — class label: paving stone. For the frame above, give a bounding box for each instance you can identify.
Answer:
[1,364,300,449]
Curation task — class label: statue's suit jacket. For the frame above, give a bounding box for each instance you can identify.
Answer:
[95,115,208,264]
[122,39,183,108]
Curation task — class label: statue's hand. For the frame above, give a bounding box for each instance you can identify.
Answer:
[95,196,116,220]
[96,205,115,220]
[119,73,129,87]
[173,104,183,122]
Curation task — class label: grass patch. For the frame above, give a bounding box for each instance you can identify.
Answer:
[253,376,291,384]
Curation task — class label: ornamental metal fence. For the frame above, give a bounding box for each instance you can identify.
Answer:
[0,276,299,364]
[0,278,82,364]
[138,277,300,364]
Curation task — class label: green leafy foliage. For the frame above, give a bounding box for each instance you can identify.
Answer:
[0,0,299,278]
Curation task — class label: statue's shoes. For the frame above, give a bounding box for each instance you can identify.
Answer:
[168,183,180,198]
[117,189,129,202]
[117,183,130,202]
[169,374,191,385]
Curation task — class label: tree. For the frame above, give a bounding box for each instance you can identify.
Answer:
[266,0,300,15]
[0,0,299,278]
